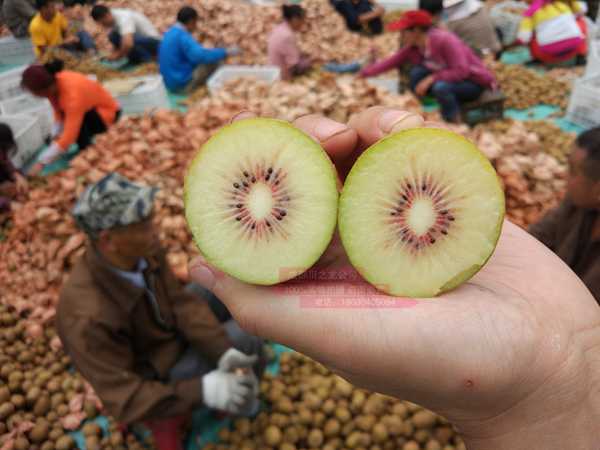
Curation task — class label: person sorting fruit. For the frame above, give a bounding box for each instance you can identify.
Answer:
[529,126,600,304]
[0,123,28,219]
[159,7,240,93]
[517,0,588,65]
[21,60,120,174]
[187,106,600,450]
[91,4,161,65]
[267,4,312,81]
[57,172,264,450]
[419,0,502,57]
[2,0,36,37]
[330,0,385,35]
[28,0,95,57]
[359,10,496,123]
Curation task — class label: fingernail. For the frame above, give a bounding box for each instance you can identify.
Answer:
[314,118,349,142]
[378,110,424,134]
[230,110,255,123]
[189,263,216,290]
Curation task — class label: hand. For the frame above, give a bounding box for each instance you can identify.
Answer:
[189,107,600,449]
[202,369,257,415]
[29,163,44,176]
[226,46,241,57]
[14,173,28,196]
[218,348,258,373]
[415,75,435,97]
[104,52,121,61]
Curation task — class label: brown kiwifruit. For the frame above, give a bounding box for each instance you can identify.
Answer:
[56,403,69,417]
[55,435,75,450]
[49,427,64,440]
[0,386,10,403]
[0,401,15,419]
[84,400,98,419]
[82,422,102,437]
[307,428,324,447]
[13,436,29,450]
[264,425,282,446]
[29,421,50,443]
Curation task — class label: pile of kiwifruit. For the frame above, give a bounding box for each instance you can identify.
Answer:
[0,304,153,450]
[492,63,570,110]
[40,48,158,82]
[204,352,464,450]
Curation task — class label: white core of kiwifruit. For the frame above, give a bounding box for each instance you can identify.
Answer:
[185,118,339,285]
[247,184,274,220]
[406,198,435,236]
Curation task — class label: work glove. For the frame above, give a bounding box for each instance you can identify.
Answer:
[38,142,62,165]
[202,369,257,415]
[226,46,241,57]
[218,348,258,373]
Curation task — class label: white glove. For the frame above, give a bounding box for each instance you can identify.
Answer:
[202,370,256,414]
[38,142,62,165]
[218,348,258,373]
[226,46,241,57]
[51,123,63,139]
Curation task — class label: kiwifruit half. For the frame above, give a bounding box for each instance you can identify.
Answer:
[338,128,505,297]
[185,118,339,285]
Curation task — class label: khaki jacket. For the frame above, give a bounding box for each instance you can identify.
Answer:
[57,243,231,424]
[529,199,600,304]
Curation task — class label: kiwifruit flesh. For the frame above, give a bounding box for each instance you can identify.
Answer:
[185,118,339,285]
[338,128,505,298]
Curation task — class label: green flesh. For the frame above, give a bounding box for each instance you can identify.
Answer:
[339,128,505,298]
[185,118,339,285]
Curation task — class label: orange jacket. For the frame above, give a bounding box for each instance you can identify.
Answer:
[51,71,120,151]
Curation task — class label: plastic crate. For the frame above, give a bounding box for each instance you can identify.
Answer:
[207,65,281,94]
[1,114,44,168]
[367,77,400,94]
[106,75,170,115]
[0,65,27,101]
[566,74,600,128]
[585,39,600,76]
[0,36,35,66]
[0,95,54,139]
[379,0,417,12]
[490,1,528,46]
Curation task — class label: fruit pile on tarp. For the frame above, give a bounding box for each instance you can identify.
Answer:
[82,0,397,67]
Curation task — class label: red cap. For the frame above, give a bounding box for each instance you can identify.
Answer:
[387,10,433,31]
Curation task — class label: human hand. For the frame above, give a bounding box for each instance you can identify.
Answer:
[226,46,241,57]
[218,348,258,373]
[415,75,434,97]
[202,369,257,415]
[189,107,600,449]
[14,173,28,196]
[29,163,44,177]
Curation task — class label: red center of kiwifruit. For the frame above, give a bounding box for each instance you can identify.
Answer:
[388,178,454,251]
[229,166,291,236]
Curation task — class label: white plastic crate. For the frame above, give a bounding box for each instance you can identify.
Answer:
[0,95,54,139]
[1,114,44,168]
[379,0,417,12]
[566,74,600,128]
[0,65,27,101]
[490,1,528,46]
[207,65,281,94]
[367,77,400,94]
[0,36,35,66]
[105,75,170,115]
[585,39,600,76]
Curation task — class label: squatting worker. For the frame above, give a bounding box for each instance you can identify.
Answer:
[159,7,240,93]
[0,123,28,217]
[57,173,263,450]
[267,4,312,81]
[360,10,495,123]
[21,60,120,174]
[2,0,36,37]
[330,0,385,35]
[530,127,600,303]
[29,0,95,58]
[91,4,161,65]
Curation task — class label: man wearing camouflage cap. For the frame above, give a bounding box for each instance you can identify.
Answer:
[57,173,263,449]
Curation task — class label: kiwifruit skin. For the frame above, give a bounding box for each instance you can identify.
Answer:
[338,127,505,298]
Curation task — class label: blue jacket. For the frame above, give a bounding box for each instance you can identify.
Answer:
[159,23,227,91]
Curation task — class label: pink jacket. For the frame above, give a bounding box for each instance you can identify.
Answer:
[361,28,495,87]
